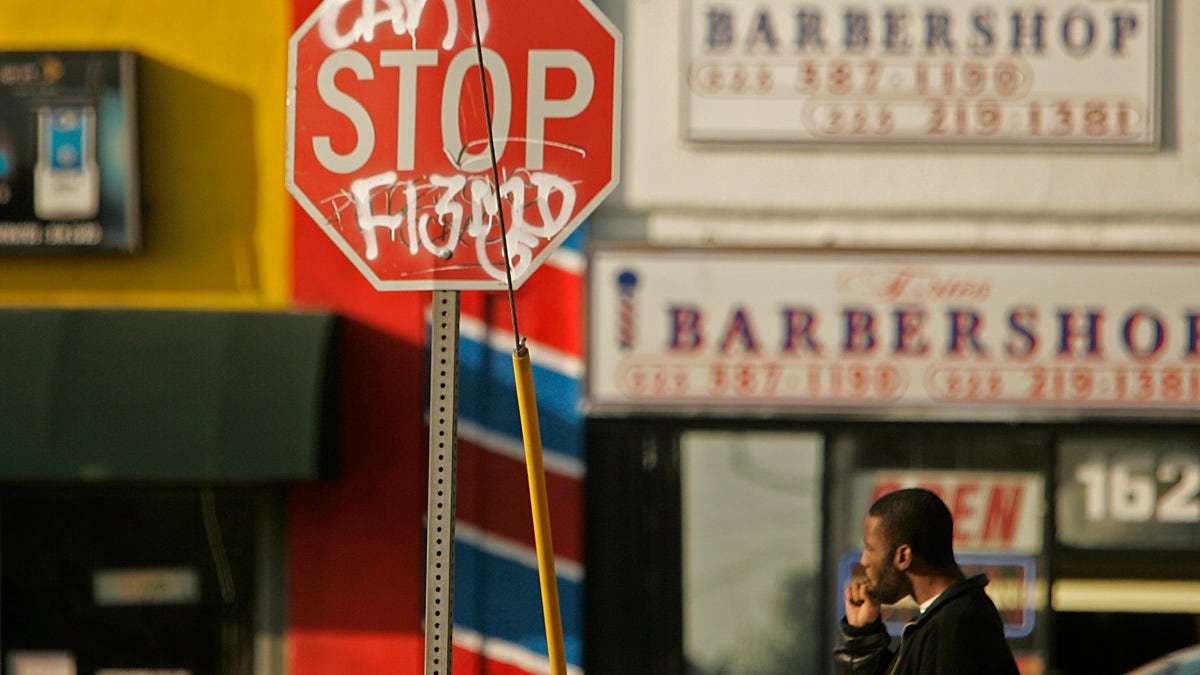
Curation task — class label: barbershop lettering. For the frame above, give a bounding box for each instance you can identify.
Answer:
[703,4,1141,57]
[667,305,1200,361]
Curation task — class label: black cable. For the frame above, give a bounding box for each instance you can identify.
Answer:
[469,0,522,351]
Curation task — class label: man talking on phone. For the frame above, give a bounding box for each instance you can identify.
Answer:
[834,488,1021,675]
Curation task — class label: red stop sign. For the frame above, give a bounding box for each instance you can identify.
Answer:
[288,0,621,291]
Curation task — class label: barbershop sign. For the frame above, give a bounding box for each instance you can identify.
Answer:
[587,249,1200,417]
[684,0,1159,145]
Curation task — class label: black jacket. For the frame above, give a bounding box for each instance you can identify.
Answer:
[834,574,1020,675]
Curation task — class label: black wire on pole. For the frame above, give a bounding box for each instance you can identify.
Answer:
[469,0,522,352]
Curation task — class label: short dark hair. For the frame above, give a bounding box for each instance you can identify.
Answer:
[868,488,956,567]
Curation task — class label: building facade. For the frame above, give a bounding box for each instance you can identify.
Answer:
[584,0,1200,673]
[1,1,1197,675]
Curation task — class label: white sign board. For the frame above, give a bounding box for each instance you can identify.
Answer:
[684,0,1159,145]
[588,249,1200,417]
[93,567,200,606]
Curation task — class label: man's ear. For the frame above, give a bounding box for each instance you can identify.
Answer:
[893,544,913,571]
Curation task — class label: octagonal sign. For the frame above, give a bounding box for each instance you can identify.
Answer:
[287,0,621,291]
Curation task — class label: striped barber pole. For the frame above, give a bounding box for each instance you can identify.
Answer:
[430,226,588,674]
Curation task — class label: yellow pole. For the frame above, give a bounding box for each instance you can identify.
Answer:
[512,340,567,675]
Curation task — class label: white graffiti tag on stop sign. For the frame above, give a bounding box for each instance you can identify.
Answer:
[288,0,621,291]
[317,0,488,51]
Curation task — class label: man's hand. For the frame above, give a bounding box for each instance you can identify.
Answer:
[844,582,881,627]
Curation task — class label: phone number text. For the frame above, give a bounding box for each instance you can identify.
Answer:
[691,58,1033,100]
[618,360,907,401]
[612,361,1200,408]
[926,364,1200,406]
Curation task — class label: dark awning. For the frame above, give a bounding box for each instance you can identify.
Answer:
[0,308,338,481]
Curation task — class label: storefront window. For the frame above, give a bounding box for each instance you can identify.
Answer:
[1053,430,1200,674]
[681,430,824,675]
[0,487,270,675]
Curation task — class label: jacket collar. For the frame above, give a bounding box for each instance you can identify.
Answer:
[908,574,990,628]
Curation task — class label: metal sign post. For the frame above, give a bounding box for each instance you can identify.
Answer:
[424,290,460,675]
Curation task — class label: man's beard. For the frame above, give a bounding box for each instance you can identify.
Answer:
[869,561,908,605]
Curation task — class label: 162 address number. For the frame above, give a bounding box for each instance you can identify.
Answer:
[1074,455,1200,523]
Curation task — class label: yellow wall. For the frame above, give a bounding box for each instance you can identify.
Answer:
[0,1,291,308]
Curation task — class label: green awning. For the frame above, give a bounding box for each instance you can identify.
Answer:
[0,308,338,481]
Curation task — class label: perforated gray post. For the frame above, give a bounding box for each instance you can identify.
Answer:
[425,290,460,675]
